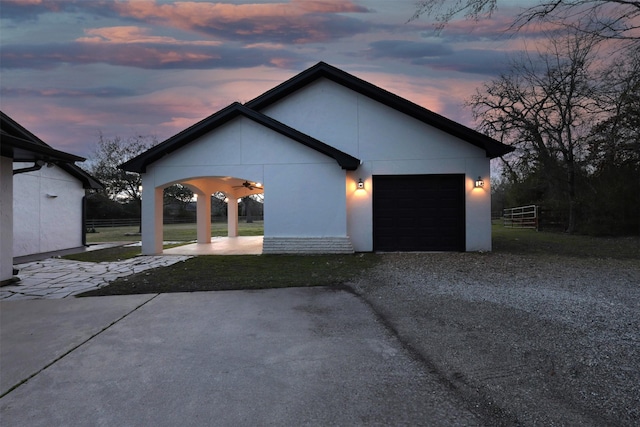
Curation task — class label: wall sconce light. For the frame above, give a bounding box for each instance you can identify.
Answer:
[474,176,485,188]
[357,178,364,189]
[224,197,229,203]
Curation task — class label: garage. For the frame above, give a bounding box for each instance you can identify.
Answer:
[122,63,511,254]
[373,174,465,252]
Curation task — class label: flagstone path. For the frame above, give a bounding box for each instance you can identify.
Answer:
[0,255,192,301]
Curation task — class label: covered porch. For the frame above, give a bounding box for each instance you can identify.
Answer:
[163,236,263,256]
[142,175,265,255]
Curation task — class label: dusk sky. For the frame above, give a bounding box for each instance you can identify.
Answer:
[0,0,542,160]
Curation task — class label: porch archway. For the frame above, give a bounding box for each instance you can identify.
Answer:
[142,175,264,255]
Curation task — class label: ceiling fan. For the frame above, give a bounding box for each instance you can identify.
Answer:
[233,181,263,191]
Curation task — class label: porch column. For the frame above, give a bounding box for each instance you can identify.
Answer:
[227,197,238,237]
[196,193,211,243]
[141,186,163,255]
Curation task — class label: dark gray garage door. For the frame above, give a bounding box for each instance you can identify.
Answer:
[373,174,465,251]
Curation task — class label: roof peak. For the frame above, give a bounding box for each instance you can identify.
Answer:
[245,62,512,159]
[120,100,360,173]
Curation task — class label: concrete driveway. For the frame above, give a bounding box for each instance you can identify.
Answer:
[0,288,480,426]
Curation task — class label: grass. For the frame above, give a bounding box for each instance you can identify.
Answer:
[72,222,638,297]
[492,221,640,259]
[85,221,264,243]
[64,246,142,263]
[78,254,379,296]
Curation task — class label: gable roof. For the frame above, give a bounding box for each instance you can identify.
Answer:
[246,62,513,159]
[120,102,361,173]
[1,111,103,189]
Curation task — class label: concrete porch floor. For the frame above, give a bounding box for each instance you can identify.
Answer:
[162,236,263,255]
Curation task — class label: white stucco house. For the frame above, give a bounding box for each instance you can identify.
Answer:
[0,112,102,284]
[122,62,512,255]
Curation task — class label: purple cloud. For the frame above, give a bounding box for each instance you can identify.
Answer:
[108,0,372,44]
[1,86,138,98]
[367,40,453,60]
[414,49,513,76]
[0,42,305,70]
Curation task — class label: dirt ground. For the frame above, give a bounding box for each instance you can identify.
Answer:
[350,252,640,426]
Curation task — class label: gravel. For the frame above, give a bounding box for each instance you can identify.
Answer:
[349,252,640,426]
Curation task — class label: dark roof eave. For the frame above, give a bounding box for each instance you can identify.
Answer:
[58,163,104,189]
[120,103,361,173]
[120,102,248,173]
[239,105,361,170]
[1,133,85,163]
[1,111,102,188]
[246,62,513,159]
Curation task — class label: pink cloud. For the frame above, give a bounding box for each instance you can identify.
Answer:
[77,26,222,46]
[439,10,569,42]
[244,42,286,50]
[6,0,44,4]
[110,0,370,43]
[113,0,367,23]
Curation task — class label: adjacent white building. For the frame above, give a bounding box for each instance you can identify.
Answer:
[1,112,101,284]
[122,62,513,255]
[12,161,92,257]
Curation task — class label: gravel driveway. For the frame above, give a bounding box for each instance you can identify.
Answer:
[349,252,640,426]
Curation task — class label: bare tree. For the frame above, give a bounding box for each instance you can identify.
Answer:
[514,0,640,43]
[588,47,640,167]
[468,33,602,233]
[88,133,156,205]
[584,49,640,233]
[411,0,640,45]
[410,0,498,32]
[164,184,194,208]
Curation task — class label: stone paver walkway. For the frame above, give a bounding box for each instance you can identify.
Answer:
[0,255,192,301]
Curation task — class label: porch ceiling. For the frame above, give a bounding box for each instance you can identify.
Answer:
[181,176,264,198]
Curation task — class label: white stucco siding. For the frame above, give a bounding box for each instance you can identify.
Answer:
[146,117,334,189]
[260,78,359,156]
[347,156,491,252]
[260,78,492,252]
[357,100,491,251]
[260,78,486,162]
[265,162,346,238]
[140,115,349,251]
[1,156,14,282]
[464,158,492,252]
[13,164,85,257]
[357,98,485,161]
[139,75,495,253]
[241,118,335,166]
[346,166,373,252]
[153,120,243,170]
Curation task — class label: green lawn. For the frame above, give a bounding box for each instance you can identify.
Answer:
[73,222,638,297]
[86,221,264,243]
[79,254,379,296]
[492,221,639,259]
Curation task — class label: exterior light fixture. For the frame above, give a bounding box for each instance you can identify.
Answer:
[357,178,364,189]
[224,197,229,203]
[475,176,485,188]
